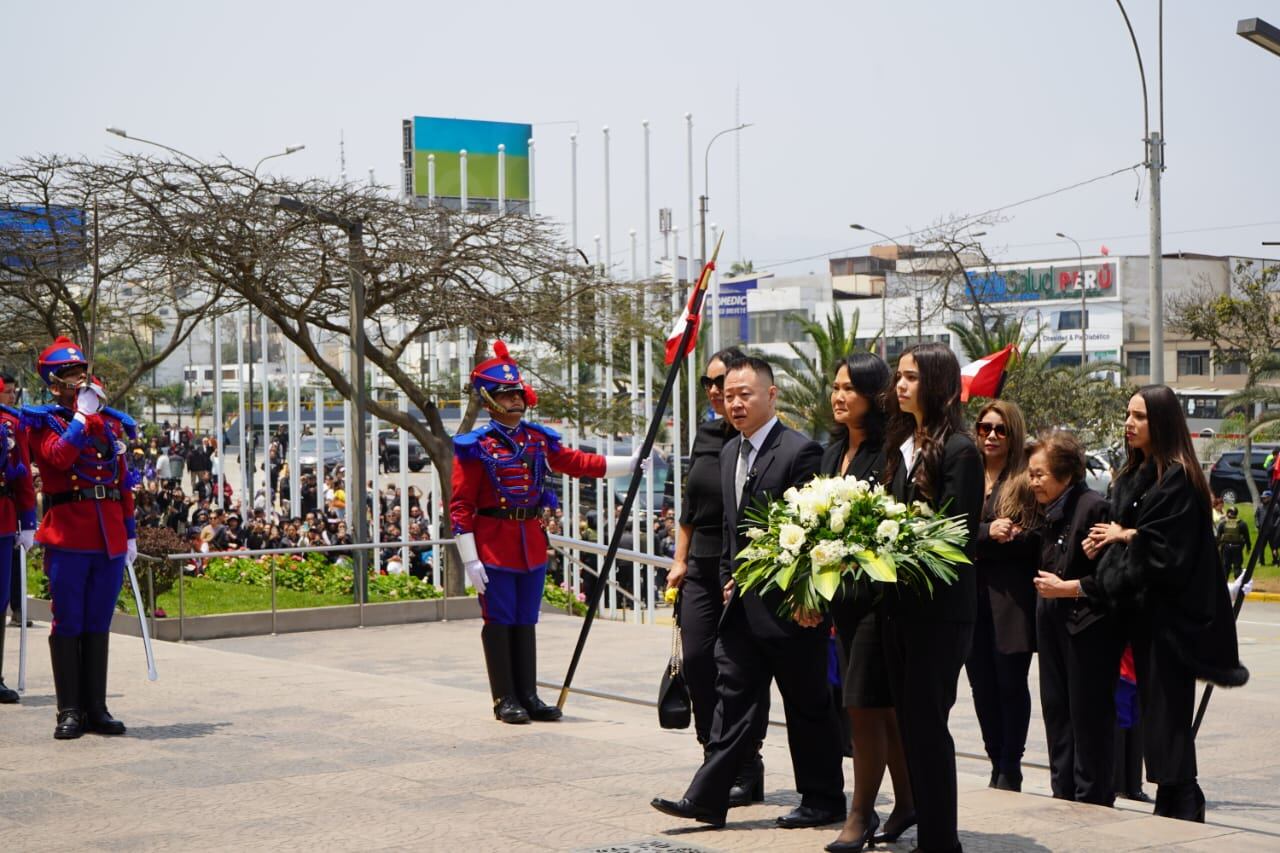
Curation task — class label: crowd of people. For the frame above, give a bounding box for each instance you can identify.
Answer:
[649,343,1249,851]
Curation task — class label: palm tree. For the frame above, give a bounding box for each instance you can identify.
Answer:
[763,309,877,438]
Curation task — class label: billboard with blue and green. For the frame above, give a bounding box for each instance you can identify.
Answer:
[404,116,531,207]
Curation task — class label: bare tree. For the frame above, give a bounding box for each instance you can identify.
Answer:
[0,155,226,399]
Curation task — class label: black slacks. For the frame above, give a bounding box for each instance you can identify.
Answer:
[1036,599,1124,805]
[882,615,972,853]
[965,595,1033,775]
[680,561,725,745]
[684,600,845,814]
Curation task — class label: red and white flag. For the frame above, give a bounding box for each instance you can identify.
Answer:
[960,344,1016,402]
[664,232,725,365]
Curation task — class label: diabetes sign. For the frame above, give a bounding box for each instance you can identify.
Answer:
[965,262,1116,303]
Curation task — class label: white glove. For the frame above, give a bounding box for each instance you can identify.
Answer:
[126,538,138,566]
[76,386,103,415]
[19,529,34,550]
[464,560,488,595]
[1228,575,1253,599]
[455,532,486,594]
[603,450,649,478]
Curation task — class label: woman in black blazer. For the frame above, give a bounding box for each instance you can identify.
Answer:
[820,352,912,853]
[879,342,983,853]
[1026,430,1121,806]
[1041,386,1248,822]
[966,400,1041,792]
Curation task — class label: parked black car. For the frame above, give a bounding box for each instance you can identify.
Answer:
[377,429,429,473]
[1209,445,1277,502]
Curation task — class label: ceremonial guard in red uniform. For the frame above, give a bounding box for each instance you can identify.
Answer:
[451,341,643,723]
[24,337,138,739]
[0,378,37,704]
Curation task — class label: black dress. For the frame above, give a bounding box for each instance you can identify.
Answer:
[821,435,890,708]
[677,417,737,745]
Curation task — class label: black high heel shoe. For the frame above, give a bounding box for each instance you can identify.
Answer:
[872,811,917,844]
[825,811,879,852]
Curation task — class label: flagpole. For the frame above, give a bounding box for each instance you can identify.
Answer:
[557,232,725,710]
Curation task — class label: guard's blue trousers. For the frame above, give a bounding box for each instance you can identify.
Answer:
[46,547,124,637]
[479,565,546,626]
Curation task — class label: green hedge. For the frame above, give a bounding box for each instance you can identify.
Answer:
[205,553,444,601]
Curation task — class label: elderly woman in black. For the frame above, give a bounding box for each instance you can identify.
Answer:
[664,347,760,803]
[1040,385,1248,822]
[880,342,983,853]
[966,400,1041,793]
[819,351,913,853]
[1027,430,1121,806]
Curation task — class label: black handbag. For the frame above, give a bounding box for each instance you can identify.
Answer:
[657,598,692,729]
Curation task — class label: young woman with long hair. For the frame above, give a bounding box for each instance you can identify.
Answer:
[965,400,1041,793]
[819,351,913,853]
[878,342,984,853]
[1037,385,1248,822]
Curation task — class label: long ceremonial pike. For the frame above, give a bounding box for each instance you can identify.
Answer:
[86,207,158,682]
[17,545,28,692]
[557,231,725,709]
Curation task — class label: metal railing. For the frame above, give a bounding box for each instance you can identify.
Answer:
[146,533,674,639]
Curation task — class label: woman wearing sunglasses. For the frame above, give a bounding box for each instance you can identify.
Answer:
[880,343,983,853]
[665,346,764,804]
[820,351,914,853]
[966,401,1041,793]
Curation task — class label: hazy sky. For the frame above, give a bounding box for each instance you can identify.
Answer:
[7,1,1280,277]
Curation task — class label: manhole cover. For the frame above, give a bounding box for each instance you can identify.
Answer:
[573,842,718,853]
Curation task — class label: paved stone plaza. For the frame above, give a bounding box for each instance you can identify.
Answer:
[0,601,1278,851]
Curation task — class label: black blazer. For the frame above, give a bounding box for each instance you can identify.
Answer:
[820,434,885,483]
[720,419,824,638]
[975,479,1042,654]
[882,431,983,623]
[1037,480,1110,636]
[680,418,736,572]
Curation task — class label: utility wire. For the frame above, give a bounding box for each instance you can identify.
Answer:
[760,162,1143,270]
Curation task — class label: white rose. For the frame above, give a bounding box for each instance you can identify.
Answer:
[912,500,935,518]
[852,478,871,494]
[829,505,848,534]
[884,501,906,518]
[783,486,801,507]
[810,539,844,569]
[745,527,766,540]
[778,523,807,553]
[876,519,901,542]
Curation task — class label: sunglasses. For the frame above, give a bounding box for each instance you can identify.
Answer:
[699,374,726,391]
[976,422,1008,438]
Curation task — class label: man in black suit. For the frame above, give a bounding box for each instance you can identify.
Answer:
[652,355,845,829]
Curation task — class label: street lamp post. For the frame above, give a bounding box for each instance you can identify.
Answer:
[850,223,905,358]
[699,123,752,269]
[269,195,369,605]
[1114,1,1164,384]
[1055,232,1088,366]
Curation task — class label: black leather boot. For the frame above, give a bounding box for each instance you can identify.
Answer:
[49,634,85,739]
[1154,780,1205,823]
[512,625,562,721]
[728,747,765,807]
[0,628,19,704]
[80,633,126,735]
[481,625,529,724]
[994,767,1023,792]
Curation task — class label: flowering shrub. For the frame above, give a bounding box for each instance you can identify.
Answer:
[205,553,441,600]
[543,580,588,616]
[734,474,971,615]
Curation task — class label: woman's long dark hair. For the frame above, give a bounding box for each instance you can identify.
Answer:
[830,351,890,450]
[1121,384,1212,504]
[884,342,967,501]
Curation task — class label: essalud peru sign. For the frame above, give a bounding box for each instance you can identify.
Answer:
[965,261,1116,304]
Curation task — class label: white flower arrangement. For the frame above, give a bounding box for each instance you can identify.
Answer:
[734,474,972,616]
